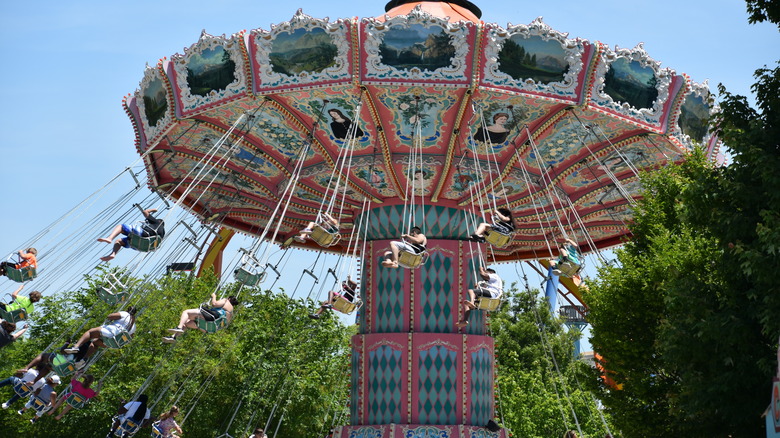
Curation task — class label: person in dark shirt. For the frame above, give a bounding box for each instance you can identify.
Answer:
[0,320,26,349]
[98,208,165,261]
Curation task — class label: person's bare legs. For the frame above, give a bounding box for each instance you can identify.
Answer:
[381,249,397,268]
[71,327,102,350]
[176,309,201,331]
[457,289,477,328]
[48,396,66,416]
[100,241,123,262]
[98,225,124,244]
[473,223,491,237]
[54,404,73,420]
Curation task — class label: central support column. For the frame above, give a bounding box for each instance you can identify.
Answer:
[335,205,507,438]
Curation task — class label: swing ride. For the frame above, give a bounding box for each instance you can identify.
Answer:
[116,0,718,436]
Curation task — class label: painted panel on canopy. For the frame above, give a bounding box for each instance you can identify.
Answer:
[676,83,713,145]
[241,104,316,160]
[136,65,175,152]
[373,85,458,149]
[582,204,635,225]
[577,178,643,209]
[523,108,637,171]
[159,120,286,182]
[361,10,474,84]
[393,155,442,197]
[466,92,559,155]
[480,19,588,102]
[562,140,656,189]
[278,88,374,151]
[441,158,502,201]
[350,157,398,198]
[590,43,674,129]
[250,10,353,92]
[477,168,544,207]
[299,161,367,205]
[169,31,248,117]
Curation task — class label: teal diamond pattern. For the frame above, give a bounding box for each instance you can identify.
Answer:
[361,205,477,240]
[376,262,404,333]
[470,348,492,425]
[418,345,457,424]
[420,252,453,332]
[351,349,360,424]
[368,345,402,424]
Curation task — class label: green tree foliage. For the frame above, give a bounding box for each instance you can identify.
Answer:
[0,271,351,437]
[492,286,615,437]
[584,41,779,434]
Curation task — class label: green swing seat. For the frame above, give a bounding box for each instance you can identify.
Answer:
[5,265,37,283]
[484,229,512,248]
[65,390,89,409]
[553,259,582,277]
[29,394,51,414]
[196,306,229,334]
[52,353,77,377]
[234,267,266,287]
[0,297,28,323]
[310,224,341,247]
[127,233,162,252]
[96,273,129,306]
[102,329,133,349]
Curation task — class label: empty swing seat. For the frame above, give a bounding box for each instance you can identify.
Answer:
[310,224,340,247]
[127,233,162,252]
[397,249,428,269]
[102,329,133,349]
[97,287,129,306]
[484,229,512,248]
[5,265,37,283]
[65,391,89,409]
[234,268,266,287]
[332,296,361,314]
[52,353,77,377]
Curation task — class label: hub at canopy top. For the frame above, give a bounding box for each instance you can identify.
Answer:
[124,0,718,262]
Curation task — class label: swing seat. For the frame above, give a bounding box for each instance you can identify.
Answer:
[553,260,581,277]
[310,224,340,247]
[474,284,503,312]
[65,391,89,409]
[196,307,228,334]
[29,394,50,413]
[102,329,133,349]
[114,418,141,437]
[97,287,129,306]
[52,353,77,377]
[127,233,162,252]
[0,298,28,323]
[234,267,266,287]
[397,249,428,269]
[151,423,165,438]
[13,380,34,398]
[332,296,361,314]
[5,266,37,283]
[484,229,512,248]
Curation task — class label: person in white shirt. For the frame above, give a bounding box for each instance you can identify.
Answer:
[65,307,137,359]
[0,367,39,408]
[456,266,503,328]
[17,374,60,423]
[107,394,152,437]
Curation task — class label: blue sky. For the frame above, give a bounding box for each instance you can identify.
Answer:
[0,1,777,326]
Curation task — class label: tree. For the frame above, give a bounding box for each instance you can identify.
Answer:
[492,285,614,437]
[584,25,779,433]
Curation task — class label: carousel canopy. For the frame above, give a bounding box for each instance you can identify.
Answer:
[125,0,718,261]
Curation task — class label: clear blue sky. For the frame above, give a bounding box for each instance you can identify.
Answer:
[0,1,776,315]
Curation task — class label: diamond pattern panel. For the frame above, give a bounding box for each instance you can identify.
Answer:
[470,348,492,425]
[418,345,457,425]
[465,260,486,336]
[420,252,453,332]
[375,262,405,333]
[368,345,403,424]
[363,205,476,240]
[351,348,361,424]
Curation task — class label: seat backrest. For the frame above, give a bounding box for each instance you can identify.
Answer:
[13,381,33,397]
[102,329,132,349]
[398,250,426,269]
[128,234,161,252]
[332,296,359,314]
[310,225,340,247]
[66,392,88,408]
[6,266,37,283]
[485,229,511,248]
[0,306,27,323]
